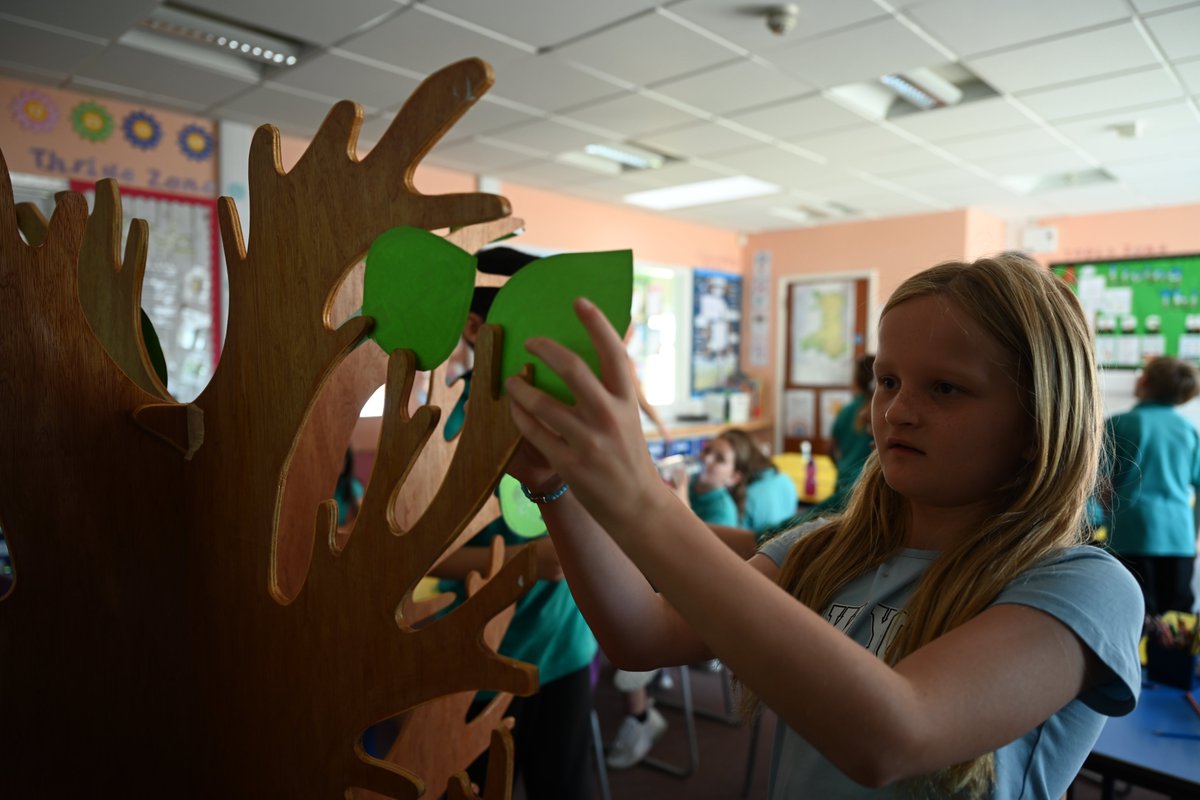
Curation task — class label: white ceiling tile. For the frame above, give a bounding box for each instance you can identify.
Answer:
[2,0,1194,230]
[636,120,765,158]
[1177,58,1200,93]
[561,93,700,138]
[1053,100,1200,160]
[553,12,741,87]
[965,22,1160,93]
[489,56,624,113]
[624,162,733,189]
[727,94,863,140]
[905,0,1131,58]
[845,144,953,175]
[336,7,530,77]
[713,145,839,187]
[668,0,889,57]
[1131,0,1199,12]
[215,85,346,137]
[762,17,948,89]
[483,118,605,156]
[885,164,992,190]
[650,58,815,116]
[182,0,403,47]
[426,138,542,171]
[0,17,108,75]
[71,43,256,109]
[972,147,1094,179]
[1143,4,1200,60]
[267,51,420,111]
[795,124,915,160]
[412,98,543,144]
[0,0,158,41]
[936,126,1067,160]
[421,0,659,50]
[1015,66,1184,121]
[492,159,607,190]
[889,96,1032,141]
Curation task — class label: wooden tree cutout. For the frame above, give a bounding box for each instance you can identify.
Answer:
[0,58,543,798]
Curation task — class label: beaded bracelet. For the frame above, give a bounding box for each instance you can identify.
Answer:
[520,480,570,504]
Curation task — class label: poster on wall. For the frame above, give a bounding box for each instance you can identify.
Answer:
[691,269,742,395]
[75,181,220,403]
[783,389,816,440]
[819,389,854,440]
[788,280,854,386]
[1053,255,1200,368]
[748,250,771,368]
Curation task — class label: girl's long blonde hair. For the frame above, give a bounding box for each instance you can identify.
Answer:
[771,254,1101,796]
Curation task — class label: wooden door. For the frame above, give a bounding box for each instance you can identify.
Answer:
[781,277,870,455]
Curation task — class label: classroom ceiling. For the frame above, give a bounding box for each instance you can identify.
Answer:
[2,0,1199,232]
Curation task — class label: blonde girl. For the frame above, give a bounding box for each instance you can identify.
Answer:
[504,254,1143,798]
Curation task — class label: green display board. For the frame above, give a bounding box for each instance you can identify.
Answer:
[1052,254,1200,369]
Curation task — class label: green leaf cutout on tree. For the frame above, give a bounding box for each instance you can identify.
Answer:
[140,308,168,389]
[362,226,476,369]
[487,250,633,404]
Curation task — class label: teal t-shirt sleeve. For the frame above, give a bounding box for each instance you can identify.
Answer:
[757,518,829,566]
[990,546,1144,716]
[689,481,738,526]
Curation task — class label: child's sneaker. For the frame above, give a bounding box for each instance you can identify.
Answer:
[613,668,659,692]
[605,704,668,769]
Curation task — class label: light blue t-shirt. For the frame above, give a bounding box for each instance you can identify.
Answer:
[742,468,799,537]
[758,525,1144,799]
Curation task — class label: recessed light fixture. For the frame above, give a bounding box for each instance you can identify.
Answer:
[137,4,303,69]
[624,176,780,211]
[880,67,963,110]
[583,143,666,171]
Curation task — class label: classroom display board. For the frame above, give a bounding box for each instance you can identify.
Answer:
[1052,254,1200,369]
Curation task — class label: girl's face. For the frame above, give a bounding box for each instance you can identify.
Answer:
[700,438,742,488]
[872,294,1032,525]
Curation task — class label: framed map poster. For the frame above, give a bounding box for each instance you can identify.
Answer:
[788,280,854,386]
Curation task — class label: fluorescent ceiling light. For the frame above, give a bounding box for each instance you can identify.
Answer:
[880,67,963,110]
[135,4,302,71]
[624,176,780,210]
[1000,168,1115,195]
[584,143,666,170]
[556,151,622,176]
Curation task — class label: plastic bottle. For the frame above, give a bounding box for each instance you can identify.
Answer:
[801,440,817,498]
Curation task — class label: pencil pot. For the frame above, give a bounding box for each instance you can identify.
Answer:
[1145,637,1198,689]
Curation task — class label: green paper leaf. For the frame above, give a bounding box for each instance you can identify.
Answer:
[362,226,476,369]
[498,474,547,539]
[487,250,633,404]
[140,308,168,389]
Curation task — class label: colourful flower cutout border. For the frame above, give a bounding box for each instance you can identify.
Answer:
[123,110,162,150]
[72,101,113,142]
[11,89,58,133]
[178,123,214,161]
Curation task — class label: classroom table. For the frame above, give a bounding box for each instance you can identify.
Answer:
[1081,680,1200,799]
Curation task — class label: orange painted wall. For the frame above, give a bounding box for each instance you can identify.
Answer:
[743,209,994,421]
[0,76,216,197]
[1029,202,1200,265]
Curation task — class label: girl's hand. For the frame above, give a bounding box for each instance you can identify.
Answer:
[505,436,561,495]
[505,298,667,531]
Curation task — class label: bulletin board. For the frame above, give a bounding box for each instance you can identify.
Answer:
[1051,254,1200,369]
